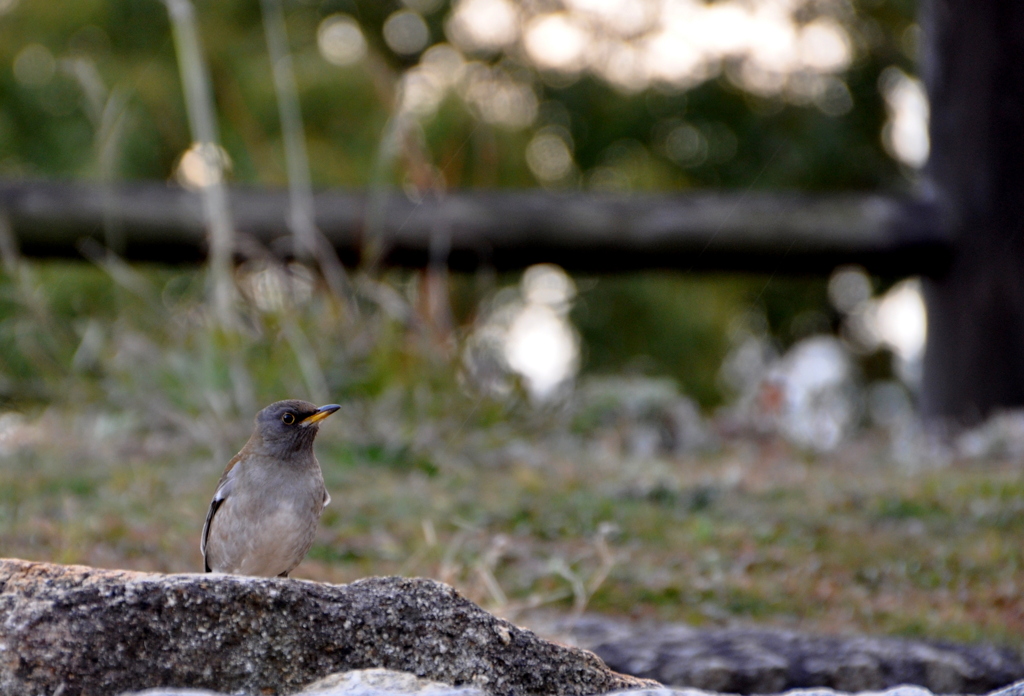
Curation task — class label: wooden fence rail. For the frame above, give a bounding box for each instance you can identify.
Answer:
[0,180,948,275]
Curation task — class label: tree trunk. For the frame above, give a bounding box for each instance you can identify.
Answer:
[920,0,1024,421]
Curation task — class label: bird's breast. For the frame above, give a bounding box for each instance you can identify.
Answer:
[205,462,326,577]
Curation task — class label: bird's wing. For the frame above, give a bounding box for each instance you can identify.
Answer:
[200,452,243,571]
[323,490,331,510]
[201,498,224,572]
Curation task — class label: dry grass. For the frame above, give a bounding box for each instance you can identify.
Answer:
[1,403,1022,650]
[0,262,1021,652]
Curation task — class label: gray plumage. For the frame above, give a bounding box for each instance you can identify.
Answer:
[201,399,339,577]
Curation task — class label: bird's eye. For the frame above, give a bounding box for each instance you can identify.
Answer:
[281,412,296,425]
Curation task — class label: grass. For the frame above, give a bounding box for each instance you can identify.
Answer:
[0,261,1022,654]
[2,402,1023,649]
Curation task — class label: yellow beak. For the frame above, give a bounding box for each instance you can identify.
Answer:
[299,404,341,427]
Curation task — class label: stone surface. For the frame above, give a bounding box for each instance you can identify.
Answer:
[0,558,655,696]
[122,672,1024,696]
[989,678,1024,696]
[300,668,489,695]
[124,691,222,696]
[123,668,489,696]
[528,614,1024,694]
[600,688,939,696]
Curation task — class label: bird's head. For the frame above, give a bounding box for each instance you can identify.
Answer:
[252,399,340,458]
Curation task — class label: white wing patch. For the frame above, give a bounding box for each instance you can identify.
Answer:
[213,474,236,504]
[323,490,331,510]
[201,468,238,557]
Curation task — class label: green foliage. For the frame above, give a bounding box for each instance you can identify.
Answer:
[572,273,739,406]
[1,0,918,189]
[876,496,950,521]
[571,272,841,407]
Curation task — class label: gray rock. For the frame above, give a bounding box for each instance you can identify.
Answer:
[123,668,490,696]
[598,682,1023,696]
[988,678,1024,696]
[537,615,1024,694]
[116,670,1024,696]
[122,691,224,696]
[595,689,719,696]
[0,558,656,696]
[300,668,489,696]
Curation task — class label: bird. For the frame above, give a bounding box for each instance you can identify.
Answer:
[201,399,340,577]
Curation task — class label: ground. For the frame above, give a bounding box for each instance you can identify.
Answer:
[1,402,1021,651]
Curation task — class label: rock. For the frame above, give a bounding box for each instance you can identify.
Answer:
[299,668,489,695]
[989,678,1024,696]
[598,687,942,696]
[0,558,656,696]
[123,668,489,696]
[530,614,1024,694]
[123,691,222,696]
[121,673,1024,696]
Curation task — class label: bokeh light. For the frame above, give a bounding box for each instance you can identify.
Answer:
[420,43,466,89]
[526,128,575,183]
[458,62,538,129]
[317,14,367,67]
[880,66,930,168]
[13,44,56,87]
[445,0,519,53]
[383,10,431,56]
[798,18,852,73]
[464,265,580,402]
[814,76,854,116]
[828,265,873,314]
[524,14,589,74]
[444,0,859,101]
[662,123,709,168]
[830,267,928,388]
[872,278,927,384]
[174,142,232,190]
[504,303,579,400]
[239,262,315,314]
[522,262,575,308]
[398,68,446,117]
[503,265,580,401]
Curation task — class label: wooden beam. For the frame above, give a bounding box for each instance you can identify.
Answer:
[0,179,949,275]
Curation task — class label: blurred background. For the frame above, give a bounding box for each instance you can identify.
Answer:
[0,0,1022,657]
